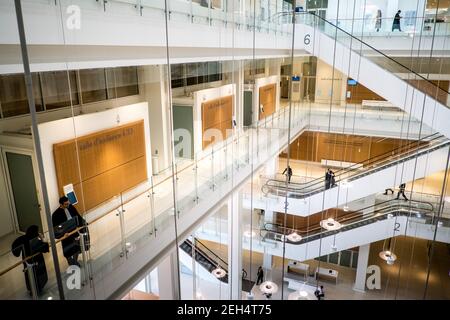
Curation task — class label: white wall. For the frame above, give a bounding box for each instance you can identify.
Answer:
[314,59,344,104]
[36,102,153,222]
[0,0,292,74]
[193,84,236,155]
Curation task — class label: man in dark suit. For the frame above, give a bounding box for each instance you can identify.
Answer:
[12,225,49,296]
[52,196,88,266]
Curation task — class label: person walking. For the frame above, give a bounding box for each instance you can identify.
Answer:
[314,285,325,300]
[256,266,264,285]
[325,168,332,190]
[282,165,293,183]
[375,9,382,32]
[396,183,408,201]
[392,10,402,31]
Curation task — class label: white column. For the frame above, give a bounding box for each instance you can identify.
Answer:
[262,249,273,271]
[353,243,370,293]
[138,65,171,171]
[233,60,244,130]
[264,155,279,177]
[228,190,243,300]
[157,251,180,299]
[264,210,275,223]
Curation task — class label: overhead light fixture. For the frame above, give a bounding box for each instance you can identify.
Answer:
[320,217,341,231]
[286,231,302,242]
[379,250,397,265]
[379,238,396,265]
[243,230,256,238]
[211,267,227,279]
[288,289,310,300]
[260,281,278,294]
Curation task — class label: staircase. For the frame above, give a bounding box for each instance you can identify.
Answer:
[179,238,255,292]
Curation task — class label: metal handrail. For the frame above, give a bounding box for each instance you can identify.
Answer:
[262,199,437,245]
[263,134,448,198]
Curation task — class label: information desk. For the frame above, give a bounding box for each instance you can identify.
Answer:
[315,267,338,284]
[287,261,309,277]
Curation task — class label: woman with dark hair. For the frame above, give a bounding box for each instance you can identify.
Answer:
[11,225,49,296]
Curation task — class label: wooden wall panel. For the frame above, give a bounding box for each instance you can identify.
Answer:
[53,120,147,213]
[275,208,346,231]
[405,80,449,105]
[201,95,233,149]
[259,83,276,120]
[281,131,427,165]
[346,80,386,104]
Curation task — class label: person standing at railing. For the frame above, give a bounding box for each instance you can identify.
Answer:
[325,168,332,190]
[375,9,382,32]
[11,225,49,296]
[282,165,293,183]
[392,10,402,32]
[52,196,89,267]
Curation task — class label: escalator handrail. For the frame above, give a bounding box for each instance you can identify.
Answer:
[297,11,450,96]
[183,239,225,271]
[262,200,435,241]
[192,238,228,269]
[265,132,442,190]
[263,137,449,197]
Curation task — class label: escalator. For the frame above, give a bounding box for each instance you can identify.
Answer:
[179,238,255,292]
[262,132,449,200]
[296,12,450,140]
[261,198,440,246]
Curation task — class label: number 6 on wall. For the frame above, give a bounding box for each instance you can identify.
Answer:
[304,34,311,45]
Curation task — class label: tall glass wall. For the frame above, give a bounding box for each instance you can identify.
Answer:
[0,0,448,301]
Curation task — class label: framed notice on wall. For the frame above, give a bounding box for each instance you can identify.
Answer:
[63,183,78,205]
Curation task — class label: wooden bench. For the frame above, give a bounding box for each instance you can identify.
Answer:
[315,267,338,284]
[287,261,309,277]
[361,100,399,111]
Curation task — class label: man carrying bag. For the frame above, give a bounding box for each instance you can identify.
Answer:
[52,196,90,267]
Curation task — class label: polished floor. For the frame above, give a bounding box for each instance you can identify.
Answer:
[193,236,450,300]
